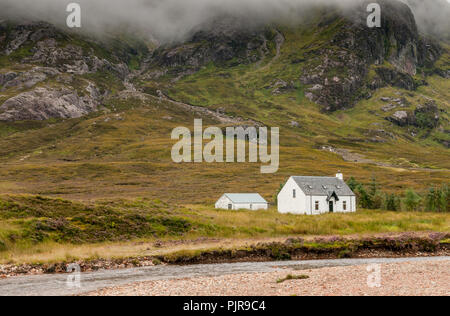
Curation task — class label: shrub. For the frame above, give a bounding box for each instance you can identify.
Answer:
[277,274,309,283]
[425,185,449,213]
[403,189,422,211]
[384,194,400,211]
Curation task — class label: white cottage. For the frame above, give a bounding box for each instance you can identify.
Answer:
[278,173,356,215]
[215,193,269,211]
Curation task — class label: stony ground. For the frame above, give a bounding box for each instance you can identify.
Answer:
[85,260,450,296]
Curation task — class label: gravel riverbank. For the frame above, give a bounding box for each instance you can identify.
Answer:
[86,260,450,296]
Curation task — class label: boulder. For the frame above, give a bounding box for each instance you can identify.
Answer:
[381,104,397,112]
[1,67,61,91]
[386,111,413,127]
[0,72,18,86]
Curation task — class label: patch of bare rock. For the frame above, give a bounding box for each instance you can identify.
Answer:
[0,84,101,121]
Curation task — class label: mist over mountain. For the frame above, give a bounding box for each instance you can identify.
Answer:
[1,0,449,42]
[405,0,450,42]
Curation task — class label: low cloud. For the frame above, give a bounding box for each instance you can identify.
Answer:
[1,0,449,42]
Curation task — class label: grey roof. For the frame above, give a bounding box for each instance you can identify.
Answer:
[224,193,268,204]
[292,176,355,197]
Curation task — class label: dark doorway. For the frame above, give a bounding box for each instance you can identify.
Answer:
[329,201,334,213]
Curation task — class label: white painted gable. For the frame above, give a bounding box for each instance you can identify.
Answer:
[277,175,357,215]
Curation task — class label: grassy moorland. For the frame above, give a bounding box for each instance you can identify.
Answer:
[0,16,448,267]
[0,195,448,265]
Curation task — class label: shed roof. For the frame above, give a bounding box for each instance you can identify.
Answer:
[292,176,355,196]
[224,193,268,204]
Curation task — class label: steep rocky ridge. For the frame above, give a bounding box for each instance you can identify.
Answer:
[147,16,281,80]
[0,0,448,124]
[0,21,148,121]
[300,0,441,111]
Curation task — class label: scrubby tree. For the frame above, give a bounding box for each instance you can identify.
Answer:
[426,185,450,213]
[369,177,378,197]
[273,182,285,204]
[356,184,373,209]
[384,193,400,211]
[425,187,440,212]
[347,177,359,192]
[443,185,450,213]
[403,189,422,212]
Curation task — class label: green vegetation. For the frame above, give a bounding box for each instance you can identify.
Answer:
[157,232,449,264]
[347,177,449,212]
[277,274,310,283]
[0,195,217,255]
[0,13,448,266]
[0,194,448,264]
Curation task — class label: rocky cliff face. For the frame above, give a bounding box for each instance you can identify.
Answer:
[142,0,445,112]
[148,17,281,79]
[0,21,146,121]
[300,0,441,111]
[0,22,131,78]
[0,0,448,121]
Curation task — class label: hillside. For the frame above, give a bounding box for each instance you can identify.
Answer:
[0,0,448,207]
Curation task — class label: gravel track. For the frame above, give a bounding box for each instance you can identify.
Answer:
[86,259,449,296]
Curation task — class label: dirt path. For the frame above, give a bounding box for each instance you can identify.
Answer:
[155,90,263,126]
[85,258,450,296]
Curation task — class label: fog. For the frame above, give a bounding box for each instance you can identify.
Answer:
[1,0,449,42]
[405,0,450,41]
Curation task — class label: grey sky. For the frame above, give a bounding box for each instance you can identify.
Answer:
[1,0,448,42]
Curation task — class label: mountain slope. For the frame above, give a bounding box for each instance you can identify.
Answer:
[0,0,448,204]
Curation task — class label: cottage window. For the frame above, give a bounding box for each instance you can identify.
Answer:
[343,201,347,211]
[228,204,232,210]
[315,201,319,211]
[293,189,296,198]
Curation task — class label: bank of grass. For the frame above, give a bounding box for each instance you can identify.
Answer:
[0,194,448,265]
[277,274,310,283]
[190,205,450,237]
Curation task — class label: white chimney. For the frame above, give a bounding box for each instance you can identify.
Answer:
[336,171,343,180]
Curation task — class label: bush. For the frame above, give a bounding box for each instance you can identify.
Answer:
[384,194,400,211]
[347,177,447,213]
[403,189,422,212]
[276,274,309,284]
[425,185,449,212]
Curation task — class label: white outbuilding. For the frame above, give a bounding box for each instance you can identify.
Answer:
[277,172,356,215]
[215,193,269,211]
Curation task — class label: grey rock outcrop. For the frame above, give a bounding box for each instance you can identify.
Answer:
[0,85,101,121]
[2,22,64,55]
[24,39,129,78]
[269,79,295,95]
[0,67,60,91]
[0,72,18,86]
[1,22,131,80]
[151,17,279,76]
[300,0,441,111]
[387,111,412,126]
[386,99,440,129]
